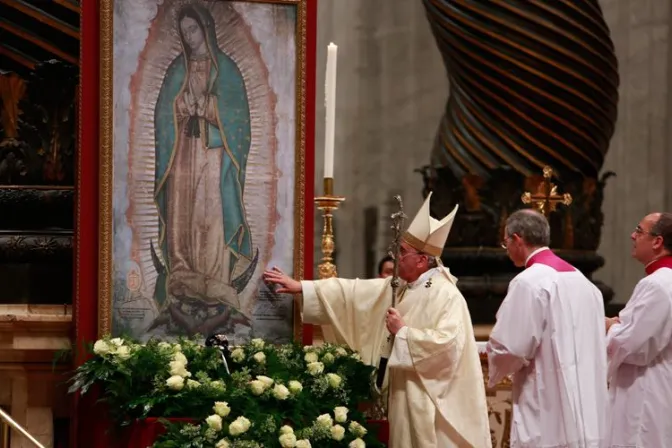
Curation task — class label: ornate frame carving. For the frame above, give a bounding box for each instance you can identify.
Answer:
[91,0,316,343]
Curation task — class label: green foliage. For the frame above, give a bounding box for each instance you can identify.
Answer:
[69,336,385,447]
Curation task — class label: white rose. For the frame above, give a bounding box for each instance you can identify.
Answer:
[306,362,324,376]
[166,375,184,391]
[115,346,131,360]
[229,416,251,436]
[169,360,191,378]
[93,340,110,355]
[335,347,348,357]
[326,373,342,388]
[348,421,367,437]
[186,379,201,389]
[279,433,297,448]
[273,384,290,400]
[296,440,312,448]
[250,338,265,349]
[304,352,318,363]
[231,348,245,362]
[316,413,333,428]
[330,424,345,441]
[109,338,124,347]
[322,353,335,365]
[213,401,231,418]
[172,352,188,365]
[249,380,266,395]
[206,414,223,431]
[253,352,266,364]
[215,439,230,448]
[237,416,251,431]
[334,406,348,423]
[349,438,366,448]
[279,425,294,435]
[256,375,274,388]
[302,345,315,352]
[210,380,226,391]
[288,380,303,394]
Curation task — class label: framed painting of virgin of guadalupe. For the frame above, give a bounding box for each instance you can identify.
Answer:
[95,0,315,344]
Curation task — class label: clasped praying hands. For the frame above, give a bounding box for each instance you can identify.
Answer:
[386,307,405,335]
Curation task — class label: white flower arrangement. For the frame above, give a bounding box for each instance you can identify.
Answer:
[70,337,382,448]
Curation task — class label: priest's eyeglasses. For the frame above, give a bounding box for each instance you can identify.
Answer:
[634,226,659,237]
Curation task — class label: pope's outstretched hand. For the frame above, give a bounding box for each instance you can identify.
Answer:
[262,267,302,294]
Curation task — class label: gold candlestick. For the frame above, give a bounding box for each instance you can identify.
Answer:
[314,177,345,279]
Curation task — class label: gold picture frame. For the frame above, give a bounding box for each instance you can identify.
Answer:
[97,0,312,343]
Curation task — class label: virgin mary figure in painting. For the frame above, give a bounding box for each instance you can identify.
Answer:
[149,3,259,336]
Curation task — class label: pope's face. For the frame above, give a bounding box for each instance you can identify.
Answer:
[397,241,427,282]
[180,16,206,53]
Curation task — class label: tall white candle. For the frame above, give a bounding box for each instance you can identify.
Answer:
[324,42,337,179]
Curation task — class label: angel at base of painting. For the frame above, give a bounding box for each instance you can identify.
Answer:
[147,3,259,337]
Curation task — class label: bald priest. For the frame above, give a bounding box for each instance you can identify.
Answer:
[263,193,491,448]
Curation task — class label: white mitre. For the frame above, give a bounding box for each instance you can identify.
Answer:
[403,192,458,257]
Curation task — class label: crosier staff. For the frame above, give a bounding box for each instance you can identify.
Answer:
[376,195,406,391]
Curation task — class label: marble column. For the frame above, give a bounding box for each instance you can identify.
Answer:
[595,0,672,303]
[314,0,447,278]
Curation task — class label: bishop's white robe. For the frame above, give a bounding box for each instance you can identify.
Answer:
[301,267,491,448]
[605,257,672,448]
[486,248,609,448]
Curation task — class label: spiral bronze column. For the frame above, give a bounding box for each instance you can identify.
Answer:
[420,0,620,320]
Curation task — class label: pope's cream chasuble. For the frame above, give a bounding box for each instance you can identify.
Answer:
[301,267,491,448]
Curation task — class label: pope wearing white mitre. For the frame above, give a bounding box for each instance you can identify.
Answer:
[263,192,491,448]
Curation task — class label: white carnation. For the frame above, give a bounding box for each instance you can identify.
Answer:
[166,375,184,391]
[206,414,223,431]
[213,401,231,418]
[93,340,110,355]
[306,362,324,376]
[316,413,333,428]
[304,352,318,363]
[279,432,297,447]
[273,384,290,400]
[253,351,266,364]
[349,438,366,448]
[302,345,315,352]
[326,373,342,388]
[109,337,124,347]
[334,406,348,423]
[158,341,171,350]
[249,380,266,395]
[288,380,303,394]
[256,375,274,387]
[231,348,245,362]
[215,439,230,448]
[296,440,312,448]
